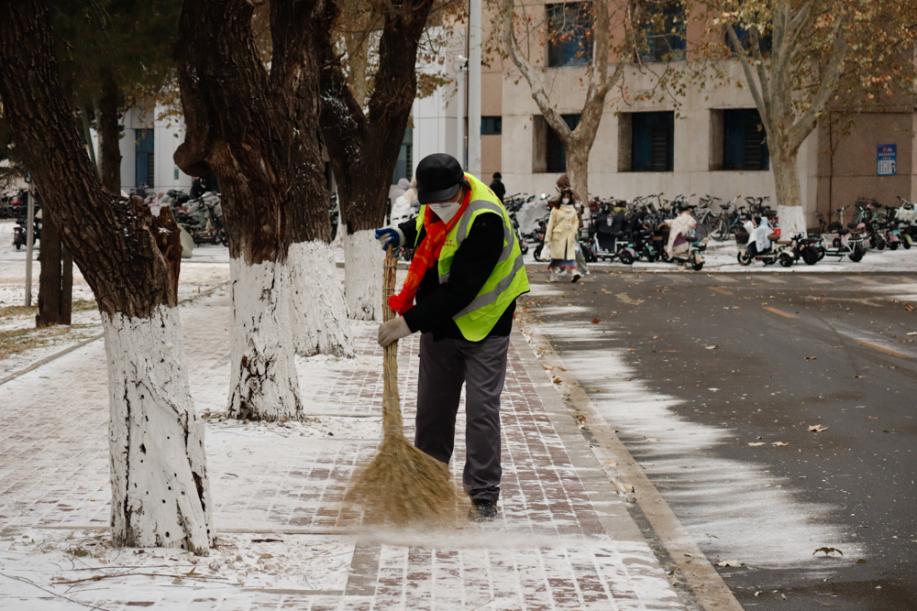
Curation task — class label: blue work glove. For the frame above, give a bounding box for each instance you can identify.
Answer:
[374,227,403,251]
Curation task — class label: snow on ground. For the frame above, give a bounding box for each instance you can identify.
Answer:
[523,312,863,573]
[0,283,683,609]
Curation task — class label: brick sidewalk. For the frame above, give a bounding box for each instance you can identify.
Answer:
[0,287,685,610]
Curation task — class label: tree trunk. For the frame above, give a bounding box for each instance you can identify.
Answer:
[315,0,434,321]
[344,227,384,321]
[0,0,211,553]
[565,141,590,208]
[228,257,303,420]
[175,0,331,418]
[288,240,353,357]
[36,209,70,326]
[772,147,807,236]
[98,69,122,194]
[105,305,211,554]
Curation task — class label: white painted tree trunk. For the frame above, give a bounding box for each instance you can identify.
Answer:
[344,229,383,321]
[103,305,212,554]
[772,148,807,237]
[288,240,354,357]
[228,257,303,421]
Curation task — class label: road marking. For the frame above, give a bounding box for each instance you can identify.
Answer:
[854,339,913,360]
[710,286,732,296]
[763,305,798,319]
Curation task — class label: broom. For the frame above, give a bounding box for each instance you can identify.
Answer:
[344,247,466,525]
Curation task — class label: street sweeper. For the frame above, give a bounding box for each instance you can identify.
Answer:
[374,153,530,521]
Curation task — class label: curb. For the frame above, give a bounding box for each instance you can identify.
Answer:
[515,309,744,611]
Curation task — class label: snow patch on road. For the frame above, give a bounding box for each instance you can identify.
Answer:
[534,319,863,570]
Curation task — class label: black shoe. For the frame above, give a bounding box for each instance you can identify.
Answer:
[468,498,499,522]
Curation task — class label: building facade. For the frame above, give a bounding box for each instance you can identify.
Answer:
[413,1,916,228]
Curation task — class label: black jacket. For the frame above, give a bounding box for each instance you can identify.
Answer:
[489,179,506,202]
[398,213,515,341]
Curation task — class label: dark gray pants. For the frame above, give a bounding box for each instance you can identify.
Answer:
[415,332,509,502]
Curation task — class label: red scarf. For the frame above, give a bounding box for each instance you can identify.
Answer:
[388,189,472,315]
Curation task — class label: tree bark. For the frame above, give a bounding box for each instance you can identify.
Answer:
[36,208,70,326]
[565,143,590,210]
[98,68,123,194]
[771,147,807,236]
[175,0,333,418]
[0,0,211,553]
[315,0,434,320]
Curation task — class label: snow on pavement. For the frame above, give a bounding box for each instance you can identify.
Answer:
[523,284,863,574]
[0,285,684,609]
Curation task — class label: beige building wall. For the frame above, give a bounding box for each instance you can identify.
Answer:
[482,0,916,229]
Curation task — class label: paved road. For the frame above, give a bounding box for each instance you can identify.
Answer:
[526,271,917,610]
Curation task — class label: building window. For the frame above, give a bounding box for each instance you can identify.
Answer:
[725,25,772,56]
[481,116,502,135]
[547,2,593,68]
[639,1,686,62]
[533,114,580,173]
[620,111,674,172]
[722,109,768,170]
[134,128,154,188]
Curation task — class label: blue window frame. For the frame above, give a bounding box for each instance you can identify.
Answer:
[547,2,593,68]
[546,114,580,172]
[640,1,686,62]
[631,112,674,172]
[134,128,154,188]
[723,109,768,171]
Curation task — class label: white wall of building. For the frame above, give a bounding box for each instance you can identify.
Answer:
[107,106,192,194]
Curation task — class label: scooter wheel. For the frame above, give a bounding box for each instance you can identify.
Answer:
[903,236,913,250]
[618,250,635,265]
[692,261,705,271]
[889,241,899,251]
[779,254,794,268]
[737,252,751,266]
[849,246,866,263]
[802,249,821,266]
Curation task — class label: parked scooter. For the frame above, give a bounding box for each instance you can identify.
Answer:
[12,212,41,250]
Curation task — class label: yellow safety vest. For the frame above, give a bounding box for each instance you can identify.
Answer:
[414,173,529,341]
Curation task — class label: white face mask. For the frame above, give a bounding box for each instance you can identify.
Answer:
[429,201,461,223]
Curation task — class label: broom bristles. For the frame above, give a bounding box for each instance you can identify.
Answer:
[343,247,467,526]
[345,434,468,525]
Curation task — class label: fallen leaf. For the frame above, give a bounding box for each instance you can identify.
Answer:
[906,304,914,312]
[808,424,828,433]
[716,559,745,568]
[805,355,817,361]
[552,376,562,385]
[813,547,844,557]
[591,317,600,324]
[772,441,790,447]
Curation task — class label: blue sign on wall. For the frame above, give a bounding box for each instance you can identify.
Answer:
[877,144,897,177]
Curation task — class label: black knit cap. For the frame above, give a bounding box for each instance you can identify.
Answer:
[415,153,467,204]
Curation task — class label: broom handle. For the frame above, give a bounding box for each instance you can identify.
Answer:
[382,247,403,436]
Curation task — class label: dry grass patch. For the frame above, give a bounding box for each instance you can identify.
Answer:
[0,323,94,360]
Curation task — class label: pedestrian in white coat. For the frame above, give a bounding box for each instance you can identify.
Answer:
[545,195,581,282]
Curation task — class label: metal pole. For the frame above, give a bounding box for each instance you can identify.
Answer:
[456,60,465,166]
[24,185,34,307]
[468,0,482,178]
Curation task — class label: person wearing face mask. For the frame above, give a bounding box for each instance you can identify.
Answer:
[372,153,530,521]
[544,189,581,282]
